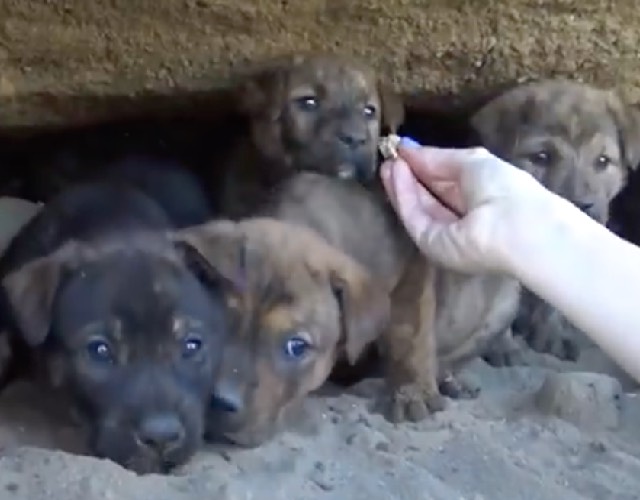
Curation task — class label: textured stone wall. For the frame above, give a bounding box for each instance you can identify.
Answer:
[1,0,639,128]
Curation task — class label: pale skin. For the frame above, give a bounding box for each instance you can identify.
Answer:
[380,138,640,384]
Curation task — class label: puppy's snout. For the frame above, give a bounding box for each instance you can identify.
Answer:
[136,414,186,454]
[210,386,243,413]
[337,130,367,149]
[576,201,595,214]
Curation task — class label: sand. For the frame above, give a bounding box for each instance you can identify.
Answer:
[0,340,638,500]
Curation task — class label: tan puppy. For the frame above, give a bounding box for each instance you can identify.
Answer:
[216,53,404,218]
[470,79,640,362]
[261,173,519,424]
[170,217,390,447]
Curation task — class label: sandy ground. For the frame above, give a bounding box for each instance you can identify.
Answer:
[1,1,640,498]
[0,340,638,500]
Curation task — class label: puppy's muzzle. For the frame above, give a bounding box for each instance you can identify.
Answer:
[210,382,244,413]
[575,201,603,222]
[135,413,186,456]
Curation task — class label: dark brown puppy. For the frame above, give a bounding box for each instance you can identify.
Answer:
[170,217,390,447]
[0,182,229,474]
[216,53,404,218]
[470,79,640,362]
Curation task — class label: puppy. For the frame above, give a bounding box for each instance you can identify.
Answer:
[0,182,230,474]
[181,173,519,445]
[30,154,214,228]
[265,173,520,420]
[470,79,640,363]
[169,217,390,447]
[216,53,404,218]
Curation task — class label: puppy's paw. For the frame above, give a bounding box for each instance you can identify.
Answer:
[386,383,447,423]
[438,374,480,400]
[525,330,580,362]
[483,346,527,367]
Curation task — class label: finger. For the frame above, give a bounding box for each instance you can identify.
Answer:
[397,146,465,185]
[425,180,467,216]
[414,180,459,223]
[380,160,399,207]
[389,159,443,241]
[390,158,458,223]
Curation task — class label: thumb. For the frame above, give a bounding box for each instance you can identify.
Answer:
[397,145,465,185]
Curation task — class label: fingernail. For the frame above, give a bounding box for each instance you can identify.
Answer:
[380,161,392,180]
[399,136,421,149]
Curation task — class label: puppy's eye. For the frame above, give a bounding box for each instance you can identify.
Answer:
[294,96,319,112]
[363,104,377,119]
[86,340,114,364]
[529,151,553,166]
[182,336,203,359]
[595,154,612,170]
[283,335,311,360]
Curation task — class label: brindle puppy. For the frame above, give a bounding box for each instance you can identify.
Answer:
[176,173,519,446]
[216,53,404,218]
[0,182,230,474]
[470,79,640,363]
[263,173,520,421]
[170,217,390,447]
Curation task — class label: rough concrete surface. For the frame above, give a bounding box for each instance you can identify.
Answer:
[1,0,640,127]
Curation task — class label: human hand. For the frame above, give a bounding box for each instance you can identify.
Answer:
[380,138,552,274]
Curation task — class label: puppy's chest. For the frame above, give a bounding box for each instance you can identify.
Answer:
[433,271,520,343]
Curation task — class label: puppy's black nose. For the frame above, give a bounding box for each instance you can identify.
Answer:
[137,414,186,453]
[210,390,243,413]
[576,202,595,214]
[338,131,367,149]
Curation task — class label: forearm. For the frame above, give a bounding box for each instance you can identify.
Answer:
[505,192,640,383]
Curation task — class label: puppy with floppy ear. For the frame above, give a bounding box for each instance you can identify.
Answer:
[1,241,81,349]
[215,52,405,219]
[469,79,640,364]
[169,217,390,447]
[253,172,521,424]
[0,180,231,475]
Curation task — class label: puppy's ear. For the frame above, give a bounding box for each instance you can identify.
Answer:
[378,82,405,134]
[469,94,515,154]
[1,253,67,347]
[235,65,287,120]
[170,220,248,292]
[329,259,390,365]
[609,96,640,171]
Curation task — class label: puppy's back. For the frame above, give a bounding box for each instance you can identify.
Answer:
[103,156,214,228]
[0,181,172,278]
[264,173,412,287]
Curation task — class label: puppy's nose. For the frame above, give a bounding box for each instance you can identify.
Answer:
[338,131,367,149]
[210,388,243,413]
[136,414,186,453]
[576,202,595,214]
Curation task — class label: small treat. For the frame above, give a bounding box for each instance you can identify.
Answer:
[378,134,401,160]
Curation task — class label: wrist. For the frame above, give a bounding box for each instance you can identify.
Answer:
[497,180,596,281]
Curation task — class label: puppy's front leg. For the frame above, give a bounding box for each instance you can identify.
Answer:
[482,328,527,367]
[516,292,581,362]
[381,256,446,423]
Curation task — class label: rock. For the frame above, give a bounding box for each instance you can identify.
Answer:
[534,372,622,430]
